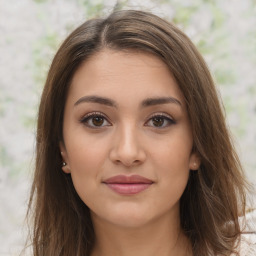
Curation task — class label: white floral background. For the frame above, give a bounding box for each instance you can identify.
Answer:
[0,0,255,255]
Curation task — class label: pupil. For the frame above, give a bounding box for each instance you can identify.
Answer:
[92,116,104,126]
[153,117,164,127]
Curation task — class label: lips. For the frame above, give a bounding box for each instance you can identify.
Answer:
[103,175,154,195]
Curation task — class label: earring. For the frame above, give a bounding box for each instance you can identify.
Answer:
[62,162,67,166]
[192,162,198,170]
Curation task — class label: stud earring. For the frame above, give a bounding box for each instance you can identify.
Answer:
[192,162,198,170]
[62,162,67,166]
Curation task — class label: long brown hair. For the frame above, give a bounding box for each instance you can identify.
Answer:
[27,10,248,256]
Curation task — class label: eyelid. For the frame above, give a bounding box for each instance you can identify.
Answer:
[80,111,104,121]
[79,111,112,127]
[145,112,176,127]
[147,112,174,121]
[79,111,175,129]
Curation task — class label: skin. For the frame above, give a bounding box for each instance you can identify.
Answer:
[60,49,200,256]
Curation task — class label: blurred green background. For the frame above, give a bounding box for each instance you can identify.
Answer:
[0,0,255,255]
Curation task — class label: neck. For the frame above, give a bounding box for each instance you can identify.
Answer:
[90,212,192,256]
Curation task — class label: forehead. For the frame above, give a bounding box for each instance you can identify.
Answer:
[68,49,185,107]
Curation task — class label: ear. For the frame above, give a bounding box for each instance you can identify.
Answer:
[59,141,71,174]
[189,152,201,171]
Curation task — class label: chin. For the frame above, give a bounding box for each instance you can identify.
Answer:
[108,213,153,229]
[91,203,155,229]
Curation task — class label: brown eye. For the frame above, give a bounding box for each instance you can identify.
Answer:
[152,117,164,127]
[80,113,111,128]
[92,116,104,126]
[145,114,176,128]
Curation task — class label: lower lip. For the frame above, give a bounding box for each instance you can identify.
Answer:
[105,183,152,195]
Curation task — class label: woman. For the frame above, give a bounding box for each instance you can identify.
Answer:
[27,10,255,256]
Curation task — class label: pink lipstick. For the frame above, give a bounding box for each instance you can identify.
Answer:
[103,175,153,195]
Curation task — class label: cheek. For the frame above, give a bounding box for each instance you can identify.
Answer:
[151,133,192,192]
[65,136,109,198]
[68,148,104,209]
[153,152,190,209]
[153,134,193,169]
[156,150,190,191]
[66,133,109,170]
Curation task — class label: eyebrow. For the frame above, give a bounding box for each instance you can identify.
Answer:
[141,97,182,107]
[74,95,117,107]
[74,95,182,108]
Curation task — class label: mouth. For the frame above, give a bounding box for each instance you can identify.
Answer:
[102,175,154,195]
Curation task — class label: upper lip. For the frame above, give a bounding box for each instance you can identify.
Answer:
[103,175,154,184]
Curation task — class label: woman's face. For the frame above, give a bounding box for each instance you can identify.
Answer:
[60,49,200,228]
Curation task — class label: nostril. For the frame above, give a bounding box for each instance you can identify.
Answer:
[115,159,141,167]
[109,134,147,166]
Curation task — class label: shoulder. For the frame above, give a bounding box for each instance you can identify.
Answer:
[236,232,256,256]
[235,209,256,256]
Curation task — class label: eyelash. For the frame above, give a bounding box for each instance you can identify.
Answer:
[145,113,176,128]
[79,112,176,129]
[80,112,111,129]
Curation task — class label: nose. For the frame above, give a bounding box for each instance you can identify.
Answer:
[109,124,146,167]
